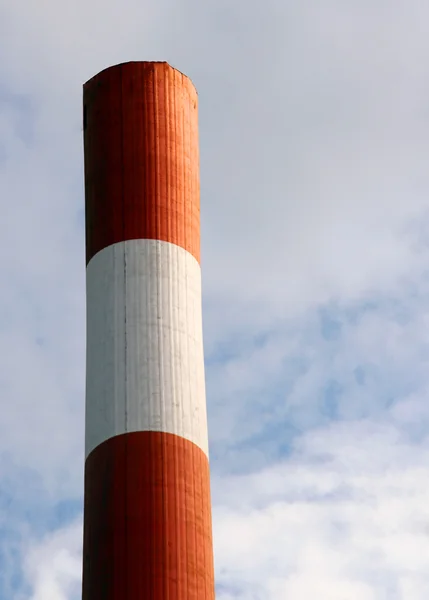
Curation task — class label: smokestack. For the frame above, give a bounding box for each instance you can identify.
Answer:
[82,61,215,599]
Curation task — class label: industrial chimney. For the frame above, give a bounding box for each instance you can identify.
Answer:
[82,61,215,599]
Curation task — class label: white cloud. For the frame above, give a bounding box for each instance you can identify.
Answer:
[213,419,429,599]
[20,519,82,600]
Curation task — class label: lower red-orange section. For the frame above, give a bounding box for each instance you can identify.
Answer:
[82,431,215,599]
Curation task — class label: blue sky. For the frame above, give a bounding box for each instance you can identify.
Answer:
[1,1,429,598]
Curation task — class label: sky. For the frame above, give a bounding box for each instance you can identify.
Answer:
[1,0,429,598]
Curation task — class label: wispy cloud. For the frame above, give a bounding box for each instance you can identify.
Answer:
[213,417,429,599]
[20,518,82,600]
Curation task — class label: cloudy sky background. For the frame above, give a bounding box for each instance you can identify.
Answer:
[1,0,429,598]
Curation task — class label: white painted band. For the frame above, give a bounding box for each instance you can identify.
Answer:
[85,239,209,459]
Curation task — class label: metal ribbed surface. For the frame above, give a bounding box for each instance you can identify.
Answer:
[82,62,214,600]
[84,61,200,265]
[85,239,208,458]
[83,432,213,599]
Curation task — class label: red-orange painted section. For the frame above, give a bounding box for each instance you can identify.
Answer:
[82,431,215,600]
[83,62,200,265]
